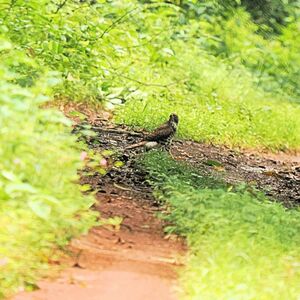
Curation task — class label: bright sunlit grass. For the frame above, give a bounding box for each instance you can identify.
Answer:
[115,49,300,151]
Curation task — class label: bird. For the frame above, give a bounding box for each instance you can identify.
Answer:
[125,113,179,151]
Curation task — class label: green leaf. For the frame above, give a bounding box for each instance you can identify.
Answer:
[5,183,37,194]
[102,150,114,157]
[94,166,107,175]
[162,47,174,56]
[28,201,51,220]
[114,161,124,168]
[24,281,40,292]
[69,111,87,120]
[79,129,97,137]
[0,40,12,51]
[30,194,61,205]
[204,160,223,167]
[79,184,92,192]
[42,195,60,205]
[1,170,17,181]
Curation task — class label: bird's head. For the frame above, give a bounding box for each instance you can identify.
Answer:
[169,113,179,131]
[169,113,179,124]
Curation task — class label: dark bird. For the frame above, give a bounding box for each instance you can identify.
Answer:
[125,113,179,151]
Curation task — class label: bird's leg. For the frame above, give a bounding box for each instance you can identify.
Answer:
[164,139,175,159]
[168,149,175,159]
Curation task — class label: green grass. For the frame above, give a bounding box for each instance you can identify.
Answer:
[2,1,299,152]
[1,1,300,297]
[141,151,300,300]
[115,48,300,151]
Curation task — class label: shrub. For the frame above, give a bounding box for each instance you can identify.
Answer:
[0,39,96,298]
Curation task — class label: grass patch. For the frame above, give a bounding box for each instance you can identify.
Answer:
[115,48,300,151]
[141,151,300,300]
[2,1,299,151]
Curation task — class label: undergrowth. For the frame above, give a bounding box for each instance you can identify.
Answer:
[0,39,97,299]
[141,151,300,300]
[1,1,299,151]
[0,0,300,297]
[115,51,300,151]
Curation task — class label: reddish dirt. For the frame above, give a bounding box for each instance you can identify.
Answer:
[12,189,186,300]
[11,104,186,300]
[11,107,299,300]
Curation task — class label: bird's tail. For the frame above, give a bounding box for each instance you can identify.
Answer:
[125,141,148,150]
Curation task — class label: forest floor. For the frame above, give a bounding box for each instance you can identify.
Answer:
[11,105,300,300]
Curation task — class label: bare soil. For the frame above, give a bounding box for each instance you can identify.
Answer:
[173,141,300,206]
[82,118,299,207]
[12,186,186,300]
[11,110,299,300]
[11,116,186,300]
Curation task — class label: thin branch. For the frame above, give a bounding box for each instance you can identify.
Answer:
[54,0,68,14]
[94,41,186,90]
[116,73,184,89]
[101,57,185,89]
[99,7,139,39]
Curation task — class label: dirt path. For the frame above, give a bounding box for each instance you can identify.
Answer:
[11,110,186,300]
[11,111,299,300]
[173,141,300,206]
[81,119,299,207]
[12,188,185,300]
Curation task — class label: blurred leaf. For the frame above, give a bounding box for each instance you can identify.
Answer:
[28,201,51,220]
[69,111,87,120]
[114,161,124,168]
[1,171,17,181]
[204,160,223,167]
[79,184,92,192]
[102,150,114,157]
[79,129,97,137]
[5,183,37,194]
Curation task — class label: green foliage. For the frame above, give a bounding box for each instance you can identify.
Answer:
[116,48,300,150]
[240,0,299,32]
[173,0,299,33]
[113,7,300,150]
[0,0,182,102]
[1,0,299,150]
[109,5,299,151]
[0,40,96,298]
[142,151,300,300]
[0,0,299,297]
[201,9,300,100]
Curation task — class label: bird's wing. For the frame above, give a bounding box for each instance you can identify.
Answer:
[145,123,174,141]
